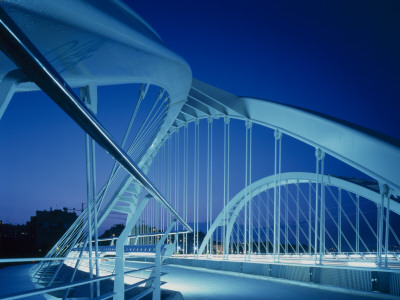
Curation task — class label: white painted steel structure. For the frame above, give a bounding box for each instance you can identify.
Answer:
[0,1,400,299]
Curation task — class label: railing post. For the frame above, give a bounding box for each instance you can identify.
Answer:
[153,220,177,300]
[113,196,150,300]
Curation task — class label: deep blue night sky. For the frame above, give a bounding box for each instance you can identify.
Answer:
[0,0,399,226]
[128,0,400,138]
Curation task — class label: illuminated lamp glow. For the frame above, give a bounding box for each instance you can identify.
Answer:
[296,260,315,265]
[347,261,377,268]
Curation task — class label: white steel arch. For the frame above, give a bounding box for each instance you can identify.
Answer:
[0,0,192,167]
[187,79,400,194]
[1,1,400,300]
[198,172,400,255]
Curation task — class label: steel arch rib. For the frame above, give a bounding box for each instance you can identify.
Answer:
[0,1,192,181]
[198,172,400,255]
[190,79,400,194]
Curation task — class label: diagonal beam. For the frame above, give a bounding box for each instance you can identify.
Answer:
[0,7,191,232]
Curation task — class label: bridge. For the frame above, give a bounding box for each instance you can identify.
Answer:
[0,1,399,299]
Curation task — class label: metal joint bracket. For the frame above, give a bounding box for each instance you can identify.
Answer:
[379,183,390,198]
[139,83,150,100]
[315,148,325,161]
[80,85,98,114]
[245,119,252,129]
[274,129,282,140]
[157,88,166,101]
[0,69,27,120]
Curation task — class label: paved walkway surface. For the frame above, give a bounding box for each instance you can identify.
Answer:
[124,261,393,300]
[0,262,395,300]
[0,264,45,299]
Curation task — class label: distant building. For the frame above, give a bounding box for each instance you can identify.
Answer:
[184,231,206,254]
[30,208,77,254]
[100,224,125,239]
[0,222,32,258]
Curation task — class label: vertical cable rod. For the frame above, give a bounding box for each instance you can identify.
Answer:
[226,118,230,257]
[244,121,249,259]
[308,182,312,254]
[296,182,300,254]
[184,123,188,256]
[91,139,100,297]
[319,153,325,264]
[85,134,94,299]
[314,148,324,263]
[249,121,253,258]
[338,188,342,253]
[196,120,200,256]
[223,117,227,258]
[273,130,282,262]
[210,119,214,254]
[285,185,289,254]
[356,194,360,253]
[383,184,391,268]
[266,190,270,254]
[206,117,212,256]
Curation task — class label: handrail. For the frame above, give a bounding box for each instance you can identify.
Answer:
[0,257,118,264]
[0,273,116,300]
[82,230,190,244]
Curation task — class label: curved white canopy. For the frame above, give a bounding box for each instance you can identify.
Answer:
[0,0,191,98]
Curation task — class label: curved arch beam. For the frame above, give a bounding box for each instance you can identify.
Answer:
[0,1,194,257]
[189,79,400,193]
[198,172,400,255]
[0,1,192,165]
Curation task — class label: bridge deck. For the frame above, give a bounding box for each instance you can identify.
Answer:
[1,260,398,299]
[124,260,394,300]
[0,264,45,300]
[177,254,400,270]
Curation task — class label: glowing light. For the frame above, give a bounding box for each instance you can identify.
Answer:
[347,261,377,268]
[296,260,316,265]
